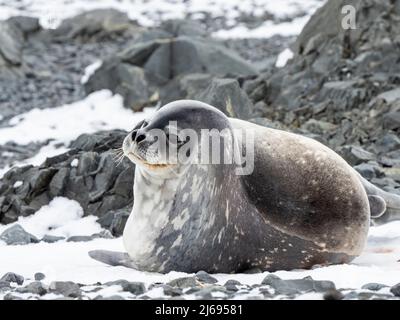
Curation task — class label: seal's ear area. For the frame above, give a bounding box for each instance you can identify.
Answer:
[88,250,136,269]
[368,195,387,219]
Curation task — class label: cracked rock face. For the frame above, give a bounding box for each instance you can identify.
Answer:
[0,130,133,235]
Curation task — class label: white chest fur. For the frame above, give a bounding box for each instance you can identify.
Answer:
[123,167,180,264]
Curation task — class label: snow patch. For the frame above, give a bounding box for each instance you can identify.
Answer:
[81,60,102,84]
[0,197,102,239]
[276,48,294,68]
[13,180,23,188]
[0,90,154,145]
[70,159,79,167]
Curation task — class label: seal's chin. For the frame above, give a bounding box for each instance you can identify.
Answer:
[125,151,177,171]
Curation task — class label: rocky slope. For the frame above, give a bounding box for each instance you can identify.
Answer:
[0,0,400,300]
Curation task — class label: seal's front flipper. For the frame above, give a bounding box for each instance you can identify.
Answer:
[368,195,386,219]
[88,250,136,269]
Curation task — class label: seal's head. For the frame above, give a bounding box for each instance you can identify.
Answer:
[123,100,232,175]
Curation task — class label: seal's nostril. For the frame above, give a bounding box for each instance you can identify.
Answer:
[136,134,146,143]
[131,130,138,141]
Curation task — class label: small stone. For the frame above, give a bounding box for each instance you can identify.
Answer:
[243,267,262,274]
[1,272,24,285]
[16,281,47,296]
[163,284,183,297]
[361,283,388,291]
[67,235,94,242]
[34,273,45,281]
[195,271,218,284]
[0,281,11,290]
[122,282,146,295]
[339,145,374,166]
[323,289,344,300]
[41,235,65,243]
[168,277,198,288]
[0,224,39,245]
[390,283,400,297]
[3,293,23,300]
[262,275,335,295]
[49,281,82,298]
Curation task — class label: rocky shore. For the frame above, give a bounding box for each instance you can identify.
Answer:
[1,0,400,299]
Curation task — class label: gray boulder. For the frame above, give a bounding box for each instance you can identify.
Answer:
[0,224,39,245]
[0,20,24,65]
[51,9,138,39]
[262,275,335,295]
[195,78,256,119]
[0,131,134,232]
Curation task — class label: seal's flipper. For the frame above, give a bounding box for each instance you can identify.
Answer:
[88,250,137,269]
[368,195,386,219]
[359,176,400,224]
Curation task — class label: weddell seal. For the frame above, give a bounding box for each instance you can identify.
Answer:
[89,100,400,273]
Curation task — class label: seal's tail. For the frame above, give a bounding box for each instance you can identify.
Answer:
[360,176,400,225]
[88,250,136,269]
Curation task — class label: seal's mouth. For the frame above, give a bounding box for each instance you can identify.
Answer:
[126,151,175,170]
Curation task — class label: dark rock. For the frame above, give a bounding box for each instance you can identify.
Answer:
[94,295,125,300]
[34,273,46,281]
[67,235,95,242]
[323,289,344,300]
[86,33,257,108]
[16,281,47,296]
[376,133,400,153]
[243,267,262,274]
[97,208,130,237]
[104,279,145,295]
[377,89,400,104]
[41,235,65,243]
[0,20,24,65]
[84,60,151,111]
[261,275,335,295]
[49,281,82,298]
[161,19,207,38]
[8,16,40,34]
[195,78,256,119]
[0,131,133,225]
[390,283,400,297]
[121,282,146,295]
[0,224,39,245]
[162,285,183,297]
[224,280,242,292]
[195,271,218,284]
[383,112,400,130]
[0,281,11,290]
[354,163,384,180]
[339,145,375,166]
[0,272,24,285]
[52,9,136,39]
[3,293,23,300]
[168,277,198,288]
[362,283,388,291]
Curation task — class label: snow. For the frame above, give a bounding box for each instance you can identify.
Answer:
[70,159,79,167]
[0,221,398,299]
[213,15,312,39]
[0,90,154,178]
[0,0,325,38]
[276,48,294,68]
[0,197,103,239]
[0,90,154,145]
[13,180,23,188]
[81,60,102,85]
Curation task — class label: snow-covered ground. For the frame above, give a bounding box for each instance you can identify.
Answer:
[0,0,399,300]
[0,220,399,299]
[0,0,324,38]
[0,90,154,178]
